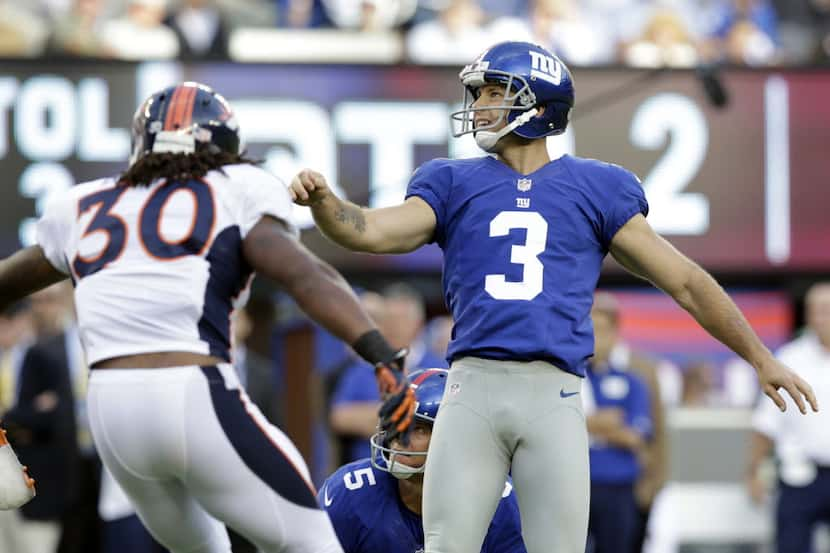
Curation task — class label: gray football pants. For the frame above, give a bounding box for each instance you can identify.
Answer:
[422,357,589,553]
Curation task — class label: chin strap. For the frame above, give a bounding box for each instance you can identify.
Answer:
[474,108,538,152]
[389,460,424,480]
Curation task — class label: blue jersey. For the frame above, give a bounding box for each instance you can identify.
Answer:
[319,459,526,553]
[586,364,652,483]
[406,154,648,376]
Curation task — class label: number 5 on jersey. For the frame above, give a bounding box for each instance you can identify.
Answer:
[343,467,376,490]
[73,180,215,279]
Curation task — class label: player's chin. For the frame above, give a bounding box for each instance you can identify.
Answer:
[396,458,426,471]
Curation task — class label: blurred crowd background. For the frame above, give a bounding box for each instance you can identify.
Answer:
[2,0,830,66]
[3,278,828,553]
[0,1,829,552]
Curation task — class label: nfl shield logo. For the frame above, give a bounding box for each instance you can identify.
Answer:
[517,178,532,192]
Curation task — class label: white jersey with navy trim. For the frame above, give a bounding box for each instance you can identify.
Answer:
[87,362,344,553]
[35,163,294,365]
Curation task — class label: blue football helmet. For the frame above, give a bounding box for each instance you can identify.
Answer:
[129,81,240,165]
[450,41,575,152]
[370,368,448,479]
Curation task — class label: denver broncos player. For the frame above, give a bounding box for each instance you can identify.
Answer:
[290,41,817,553]
[0,82,414,553]
[320,368,526,553]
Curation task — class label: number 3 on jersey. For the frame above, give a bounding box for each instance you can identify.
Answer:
[72,180,215,279]
[484,211,548,301]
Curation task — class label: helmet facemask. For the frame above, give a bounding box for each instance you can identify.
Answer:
[370,368,447,480]
[129,99,152,166]
[369,426,429,480]
[450,68,539,152]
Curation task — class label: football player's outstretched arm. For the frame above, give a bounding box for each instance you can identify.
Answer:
[244,216,379,343]
[289,169,436,254]
[609,214,818,414]
[244,216,417,442]
[0,247,66,312]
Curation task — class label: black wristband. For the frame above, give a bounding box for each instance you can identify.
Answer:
[352,329,397,365]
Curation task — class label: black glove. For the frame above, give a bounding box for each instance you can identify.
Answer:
[351,330,416,446]
[374,350,416,446]
[352,330,407,397]
[373,348,407,397]
[377,380,416,447]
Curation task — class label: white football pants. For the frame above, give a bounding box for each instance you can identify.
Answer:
[87,363,343,553]
[422,357,589,553]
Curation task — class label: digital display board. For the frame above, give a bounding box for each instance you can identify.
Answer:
[611,288,792,367]
[0,61,828,274]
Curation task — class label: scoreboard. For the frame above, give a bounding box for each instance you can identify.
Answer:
[0,60,828,274]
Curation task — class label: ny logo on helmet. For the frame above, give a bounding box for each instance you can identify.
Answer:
[528,51,562,86]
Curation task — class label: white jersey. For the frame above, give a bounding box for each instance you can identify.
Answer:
[753,333,830,467]
[36,163,295,366]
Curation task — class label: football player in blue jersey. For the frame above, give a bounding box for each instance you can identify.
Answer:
[290,41,817,553]
[319,368,526,553]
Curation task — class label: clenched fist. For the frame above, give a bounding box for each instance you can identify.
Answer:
[289,169,333,206]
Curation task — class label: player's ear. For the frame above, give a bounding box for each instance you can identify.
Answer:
[535,105,546,117]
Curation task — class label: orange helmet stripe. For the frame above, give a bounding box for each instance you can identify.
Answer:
[162,86,184,131]
[411,369,442,387]
[163,86,198,131]
[180,86,197,129]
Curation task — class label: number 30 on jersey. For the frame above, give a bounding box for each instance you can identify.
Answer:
[72,180,215,278]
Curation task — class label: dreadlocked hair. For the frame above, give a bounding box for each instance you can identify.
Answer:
[119,150,260,187]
